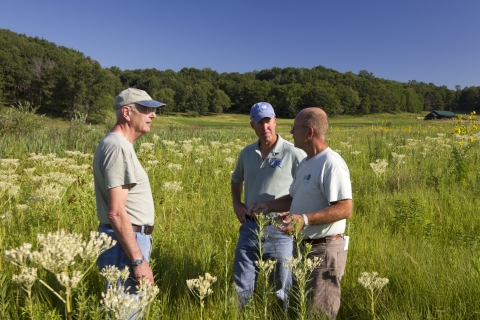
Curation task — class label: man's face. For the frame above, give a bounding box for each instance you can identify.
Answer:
[290,115,309,150]
[251,117,276,144]
[129,104,157,134]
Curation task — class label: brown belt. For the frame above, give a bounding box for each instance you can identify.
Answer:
[303,234,342,244]
[100,223,154,235]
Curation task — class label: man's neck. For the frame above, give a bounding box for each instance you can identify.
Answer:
[111,124,141,143]
[258,134,278,158]
[305,140,328,160]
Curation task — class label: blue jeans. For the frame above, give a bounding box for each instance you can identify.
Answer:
[97,224,153,295]
[233,220,293,308]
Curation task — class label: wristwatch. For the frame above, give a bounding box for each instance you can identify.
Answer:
[132,257,144,267]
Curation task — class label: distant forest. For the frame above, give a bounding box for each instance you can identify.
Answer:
[1,29,479,123]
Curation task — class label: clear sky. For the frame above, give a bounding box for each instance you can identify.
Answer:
[2,0,479,90]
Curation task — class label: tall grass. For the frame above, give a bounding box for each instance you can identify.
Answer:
[0,110,479,319]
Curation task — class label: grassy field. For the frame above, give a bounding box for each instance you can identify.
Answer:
[0,108,479,319]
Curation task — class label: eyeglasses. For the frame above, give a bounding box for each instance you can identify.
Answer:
[130,105,156,114]
[290,124,309,131]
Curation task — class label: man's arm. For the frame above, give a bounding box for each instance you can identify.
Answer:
[279,199,352,233]
[108,186,154,284]
[231,181,247,224]
[247,194,293,216]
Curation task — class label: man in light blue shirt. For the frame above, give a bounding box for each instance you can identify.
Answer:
[231,102,306,308]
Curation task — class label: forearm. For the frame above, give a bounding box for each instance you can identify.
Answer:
[109,210,144,261]
[264,194,293,213]
[231,181,243,206]
[305,199,352,225]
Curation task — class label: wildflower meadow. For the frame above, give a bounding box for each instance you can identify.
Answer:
[0,108,479,319]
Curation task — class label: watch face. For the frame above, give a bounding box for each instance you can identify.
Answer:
[134,258,143,266]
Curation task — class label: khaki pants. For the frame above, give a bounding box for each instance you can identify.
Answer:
[307,237,348,319]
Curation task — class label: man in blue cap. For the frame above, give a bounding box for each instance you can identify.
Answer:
[231,102,306,309]
[94,88,165,301]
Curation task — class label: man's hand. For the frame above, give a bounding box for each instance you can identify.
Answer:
[233,202,248,224]
[277,213,305,234]
[247,202,269,217]
[133,261,154,285]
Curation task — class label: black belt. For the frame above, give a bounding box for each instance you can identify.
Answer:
[303,234,342,244]
[100,223,154,235]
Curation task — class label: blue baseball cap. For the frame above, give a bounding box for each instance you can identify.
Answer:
[250,102,276,123]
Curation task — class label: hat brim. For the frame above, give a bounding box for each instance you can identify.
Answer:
[136,100,166,108]
[251,112,275,124]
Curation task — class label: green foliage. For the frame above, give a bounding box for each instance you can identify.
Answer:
[2,28,480,121]
[0,114,480,318]
[0,101,44,136]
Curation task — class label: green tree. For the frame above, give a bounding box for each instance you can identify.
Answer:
[302,81,340,116]
[210,89,231,113]
[157,88,176,113]
[336,84,360,115]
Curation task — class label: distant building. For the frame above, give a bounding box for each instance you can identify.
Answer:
[424,110,458,120]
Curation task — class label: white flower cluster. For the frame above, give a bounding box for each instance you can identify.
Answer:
[27,182,67,203]
[210,141,222,148]
[195,145,209,154]
[182,143,193,153]
[5,230,116,288]
[100,266,159,319]
[0,158,20,169]
[224,157,236,164]
[65,164,90,175]
[28,153,57,162]
[32,172,77,186]
[0,211,13,219]
[283,254,321,280]
[64,150,92,159]
[139,142,155,153]
[369,159,388,176]
[162,140,177,148]
[255,259,276,274]
[391,152,406,164]
[163,181,183,192]
[0,181,20,197]
[24,167,36,175]
[186,273,217,307]
[358,271,389,291]
[12,266,38,292]
[167,163,183,171]
[45,157,76,167]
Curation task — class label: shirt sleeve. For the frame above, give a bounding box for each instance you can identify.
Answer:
[103,145,137,190]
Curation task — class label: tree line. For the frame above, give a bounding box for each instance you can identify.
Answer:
[1,29,479,123]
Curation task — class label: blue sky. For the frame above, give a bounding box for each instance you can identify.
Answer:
[2,0,479,89]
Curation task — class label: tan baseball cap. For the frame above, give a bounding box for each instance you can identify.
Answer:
[114,88,166,109]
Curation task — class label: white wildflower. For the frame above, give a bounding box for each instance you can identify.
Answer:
[163,181,183,192]
[167,163,183,171]
[358,271,389,290]
[186,273,217,308]
[12,267,37,291]
[225,157,236,164]
[16,204,29,211]
[370,159,388,176]
[0,211,13,219]
[1,158,20,169]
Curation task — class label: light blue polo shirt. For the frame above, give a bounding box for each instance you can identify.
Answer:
[231,134,306,211]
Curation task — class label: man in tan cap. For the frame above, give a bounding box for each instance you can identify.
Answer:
[94,88,165,301]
